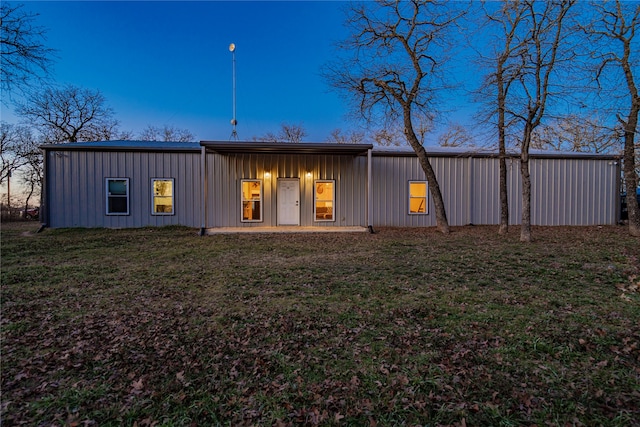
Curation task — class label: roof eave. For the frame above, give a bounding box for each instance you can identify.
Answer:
[200,141,373,155]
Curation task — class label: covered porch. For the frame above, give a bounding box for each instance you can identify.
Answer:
[199,141,374,234]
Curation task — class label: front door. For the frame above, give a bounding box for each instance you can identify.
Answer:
[277,179,300,225]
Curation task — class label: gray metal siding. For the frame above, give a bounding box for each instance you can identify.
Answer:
[529,158,618,225]
[206,153,368,228]
[372,154,618,227]
[372,156,471,227]
[44,145,619,229]
[46,150,201,228]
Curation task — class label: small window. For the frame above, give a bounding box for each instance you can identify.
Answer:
[315,180,335,221]
[241,180,262,222]
[152,179,174,215]
[106,178,129,215]
[409,181,428,214]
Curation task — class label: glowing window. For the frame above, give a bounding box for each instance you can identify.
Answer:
[241,180,263,222]
[409,181,428,214]
[315,181,334,221]
[152,179,174,215]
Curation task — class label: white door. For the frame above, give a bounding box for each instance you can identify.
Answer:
[277,179,300,225]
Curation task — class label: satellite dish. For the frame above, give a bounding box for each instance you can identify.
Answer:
[229,43,236,52]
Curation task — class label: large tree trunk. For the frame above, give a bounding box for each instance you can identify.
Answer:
[497,57,509,235]
[520,126,533,242]
[499,155,509,235]
[404,111,450,234]
[520,155,532,242]
[620,16,640,237]
[623,107,639,236]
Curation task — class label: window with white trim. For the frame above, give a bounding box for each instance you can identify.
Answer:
[152,178,174,215]
[106,178,129,215]
[409,181,428,214]
[314,180,335,221]
[241,180,263,222]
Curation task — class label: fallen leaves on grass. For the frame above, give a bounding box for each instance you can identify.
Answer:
[2,224,639,426]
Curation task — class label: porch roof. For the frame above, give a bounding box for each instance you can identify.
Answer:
[200,141,373,155]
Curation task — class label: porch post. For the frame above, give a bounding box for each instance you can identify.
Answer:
[367,148,373,230]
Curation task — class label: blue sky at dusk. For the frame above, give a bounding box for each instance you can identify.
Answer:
[3,1,377,142]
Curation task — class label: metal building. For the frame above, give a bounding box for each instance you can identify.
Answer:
[371,146,621,227]
[40,141,621,231]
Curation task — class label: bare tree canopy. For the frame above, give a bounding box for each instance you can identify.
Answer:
[325,0,467,233]
[1,121,39,214]
[532,114,621,153]
[438,123,473,147]
[327,128,365,144]
[582,0,640,236]
[256,123,307,143]
[138,125,195,142]
[0,2,55,100]
[17,85,119,143]
[371,127,405,147]
[0,121,30,184]
[480,0,574,242]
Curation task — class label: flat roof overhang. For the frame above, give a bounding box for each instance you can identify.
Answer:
[40,141,201,153]
[200,141,373,156]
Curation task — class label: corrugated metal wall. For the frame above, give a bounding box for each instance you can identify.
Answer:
[45,150,202,228]
[206,152,368,227]
[372,155,619,227]
[529,158,618,225]
[45,147,619,229]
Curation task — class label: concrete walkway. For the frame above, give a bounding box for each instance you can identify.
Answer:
[205,226,369,235]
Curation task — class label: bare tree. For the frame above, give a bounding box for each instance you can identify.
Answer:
[256,123,307,143]
[0,122,27,185]
[327,128,365,144]
[17,134,42,214]
[17,85,119,143]
[371,128,404,147]
[480,1,529,235]
[437,123,474,147]
[531,114,621,153]
[325,1,467,234]
[0,2,55,101]
[278,123,307,143]
[369,113,433,147]
[583,0,639,236]
[483,0,574,242]
[0,121,37,215]
[138,125,195,142]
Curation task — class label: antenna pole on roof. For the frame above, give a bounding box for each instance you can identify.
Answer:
[229,43,238,141]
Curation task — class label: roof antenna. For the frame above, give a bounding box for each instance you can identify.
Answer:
[229,43,238,141]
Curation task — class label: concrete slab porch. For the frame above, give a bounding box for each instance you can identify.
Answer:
[205,226,369,235]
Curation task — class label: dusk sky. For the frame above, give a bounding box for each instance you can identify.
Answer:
[0,1,371,142]
[1,1,481,143]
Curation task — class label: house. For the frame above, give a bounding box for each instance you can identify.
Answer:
[40,140,622,232]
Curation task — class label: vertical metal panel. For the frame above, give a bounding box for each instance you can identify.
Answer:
[372,155,470,227]
[46,147,618,229]
[471,158,498,225]
[371,154,617,227]
[46,150,201,228]
[206,152,367,228]
[527,158,618,225]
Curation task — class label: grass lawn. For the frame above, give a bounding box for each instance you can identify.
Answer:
[1,222,639,426]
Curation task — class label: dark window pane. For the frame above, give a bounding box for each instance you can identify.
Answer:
[109,197,128,213]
